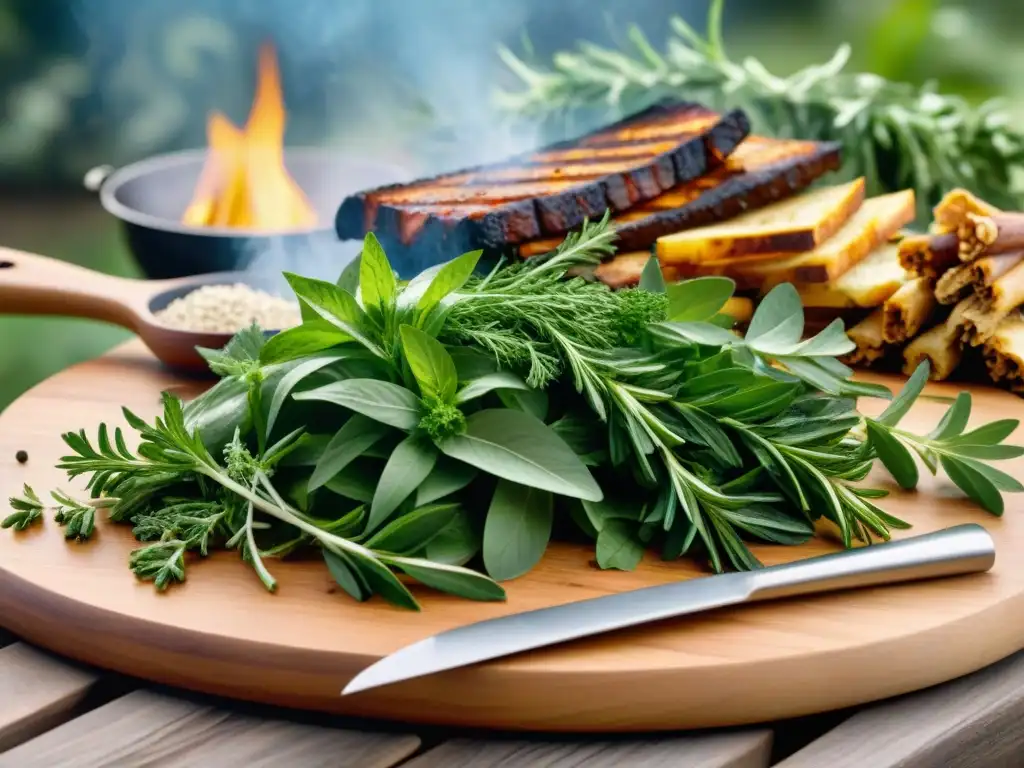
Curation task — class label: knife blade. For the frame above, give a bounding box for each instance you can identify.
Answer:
[341,523,995,696]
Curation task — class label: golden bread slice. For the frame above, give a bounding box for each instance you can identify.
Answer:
[795,242,907,309]
[655,178,865,264]
[672,190,916,287]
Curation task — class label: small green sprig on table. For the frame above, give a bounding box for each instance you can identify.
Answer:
[7,216,1023,608]
[495,0,1024,213]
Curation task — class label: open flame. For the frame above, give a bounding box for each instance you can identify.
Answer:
[181,44,318,230]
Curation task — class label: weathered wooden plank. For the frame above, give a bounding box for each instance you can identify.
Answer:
[0,689,422,768]
[403,730,773,768]
[776,650,1024,768]
[0,643,98,753]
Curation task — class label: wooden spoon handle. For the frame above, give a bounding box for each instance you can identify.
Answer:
[0,247,144,330]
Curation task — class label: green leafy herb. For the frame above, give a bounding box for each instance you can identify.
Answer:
[2,484,44,531]
[18,219,1022,608]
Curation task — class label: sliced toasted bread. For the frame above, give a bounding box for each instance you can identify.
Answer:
[677,190,916,287]
[654,178,866,264]
[795,242,907,309]
[517,135,843,257]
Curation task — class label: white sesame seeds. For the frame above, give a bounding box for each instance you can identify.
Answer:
[154,283,302,333]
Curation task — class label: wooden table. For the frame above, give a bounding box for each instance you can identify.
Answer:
[1,623,1023,767]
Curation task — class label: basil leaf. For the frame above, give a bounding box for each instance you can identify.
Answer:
[875,360,930,427]
[595,519,644,571]
[283,272,385,358]
[652,321,738,347]
[359,232,397,309]
[416,249,482,316]
[455,371,530,404]
[366,502,459,555]
[399,324,458,402]
[197,324,266,376]
[308,415,391,492]
[666,277,735,322]
[266,351,349,436]
[425,509,480,565]
[638,255,667,293]
[382,554,505,601]
[483,480,554,581]
[260,321,350,365]
[940,455,1004,515]
[415,458,478,506]
[744,283,804,352]
[367,436,439,532]
[440,409,603,501]
[294,379,421,431]
[866,421,919,489]
[497,388,549,420]
[323,549,371,602]
[450,348,499,380]
[336,252,362,295]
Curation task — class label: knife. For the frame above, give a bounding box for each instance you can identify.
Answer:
[341,523,995,695]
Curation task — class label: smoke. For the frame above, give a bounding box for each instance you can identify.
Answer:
[71,0,706,277]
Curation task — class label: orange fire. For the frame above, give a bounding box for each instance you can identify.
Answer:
[181,44,318,230]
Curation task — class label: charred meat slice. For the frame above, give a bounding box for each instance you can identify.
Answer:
[335,101,751,261]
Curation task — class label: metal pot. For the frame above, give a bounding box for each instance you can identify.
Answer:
[86,148,410,280]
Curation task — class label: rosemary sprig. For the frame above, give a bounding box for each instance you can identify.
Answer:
[496,0,1024,212]
[2,485,44,531]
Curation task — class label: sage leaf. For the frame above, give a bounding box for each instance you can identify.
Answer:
[416,249,482,315]
[955,457,1024,493]
[323,549,371,601]
[440,409,603,501]
[359,232,397,309]
[266,351,349,436]
[875,360,929,426]
[340,546,420,610]
[367,436,439,532]
[399,324,458,402]
[415,458,478,505]
[789,319,856,357]
[667,276,735,322]
[744,283,804,352]
[308,415,391,492]
[294,379,421,431]
[497,388,549,420]
[940,455,1004,515]
[365,502,459,555]
[260,321,350,365]
[638,255,667,293]
[455,371,530,404]
[383,555,506,601]
[283,272,385,358]
[483,480,554,581]
[652,321,738,347]
[866,421,919,489]
[945,444,1024,461]
[426,509,480,565]
[580,494,643,533]
[595,519,644,571]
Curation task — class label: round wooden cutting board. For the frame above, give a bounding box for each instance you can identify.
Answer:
[1,340,1023,733]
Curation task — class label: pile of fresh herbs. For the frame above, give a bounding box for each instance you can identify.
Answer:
[495,0,1024,214]
[5,216,1023,609]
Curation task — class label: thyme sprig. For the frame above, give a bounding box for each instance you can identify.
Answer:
[496,0,1024,212]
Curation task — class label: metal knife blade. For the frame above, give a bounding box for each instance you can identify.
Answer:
[341,523,995,696]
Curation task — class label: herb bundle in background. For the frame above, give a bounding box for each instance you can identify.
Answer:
[5,217,1023,609]
[495,0,1024,216]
